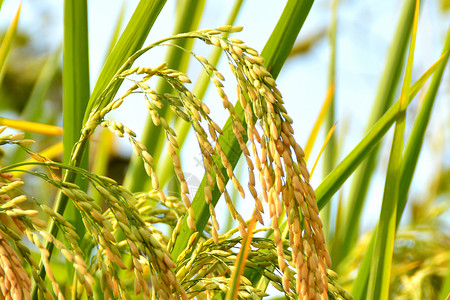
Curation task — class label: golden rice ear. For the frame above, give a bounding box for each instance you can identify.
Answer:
[172,225,350,299]
[0,231,32,298]
[98,26,332,292]
[0,25,335,299]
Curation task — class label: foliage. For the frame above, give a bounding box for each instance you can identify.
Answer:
[0,0,449,299]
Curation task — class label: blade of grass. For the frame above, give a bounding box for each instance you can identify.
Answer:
[103,0,126,60]
[352,27,450,298]
[0,118,62,135]
[63,0,90,165]
[351,232,376,300]
[304,84,335,161]
[225,214,257,300]
[397,25,450,221]
[315,50,448,210]
[367,2,419,298]
[321,0,338,242]
[61,0,90,239]
[124,0,206,192]
[329,189,344,251]
[334,0,418,265]
[170,0,314,263]
[21,48,62,123]
[0,3,21,84]
[169,0,206,73]
[32,0,90,296]
[11,48,62,163]
[261,0,314,78]
[310,122,337,177]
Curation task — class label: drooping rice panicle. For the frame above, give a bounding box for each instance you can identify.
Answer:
[0,24,334,299]
[84,25,332,296]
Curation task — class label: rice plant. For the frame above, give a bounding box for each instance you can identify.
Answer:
[0,0,448,299]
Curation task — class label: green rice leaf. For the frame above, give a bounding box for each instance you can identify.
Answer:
[0,3,21,84]
[335,0,418,265]
[261,0,314,79]
[351,232,376,299]
[315,50,448,211]
[103,0,127,60]
[351,32,450,296]
[63,0,90,165]
[397,26,450,222]
[10,49,62,163]
[61,0,90,239]
[32,0,90,296]
[21,49,62,122]
[367,1,419,298]
[320,0,338,241]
